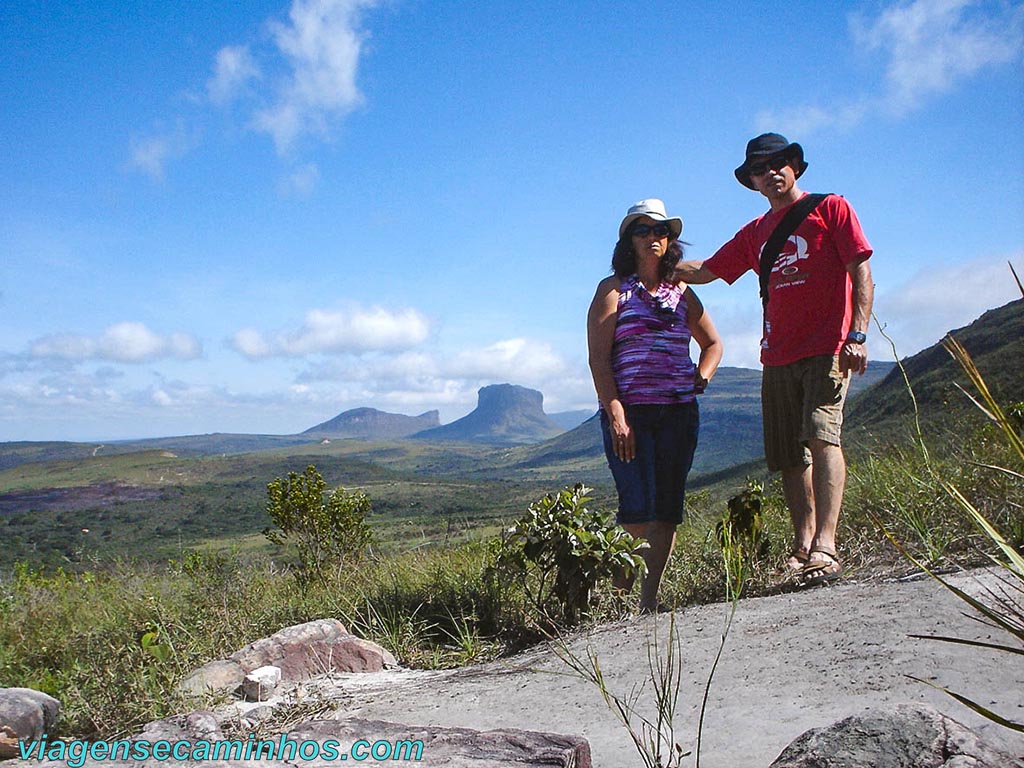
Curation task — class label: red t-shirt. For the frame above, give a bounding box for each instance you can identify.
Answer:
[704,193,873,366]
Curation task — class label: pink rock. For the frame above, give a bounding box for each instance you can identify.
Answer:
[229,619,397,681]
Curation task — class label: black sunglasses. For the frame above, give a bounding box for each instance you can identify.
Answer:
[747,152,793,177]
[630,223,671,238]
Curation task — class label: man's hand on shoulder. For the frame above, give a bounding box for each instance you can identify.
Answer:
[671,260,719,285]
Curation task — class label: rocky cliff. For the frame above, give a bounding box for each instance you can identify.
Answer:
[413,384,564,445]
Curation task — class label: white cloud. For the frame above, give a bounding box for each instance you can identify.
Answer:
[854,0,1024,115]
[758,0,1024,135]
[30,322,203,363]
[127,0,377,179]
[293,337,570,387]
[756,101,870,141]
[291,336,580,418]
[207,44,261,104]
[253,0,376,153]
[126,123,191,180]
[445,338,568,381]
[298,351,440,383]
[279,162,321,196]
[875,254,1023,356]
[232,305,431,358]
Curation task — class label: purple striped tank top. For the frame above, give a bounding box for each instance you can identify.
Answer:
[611,275,696,405]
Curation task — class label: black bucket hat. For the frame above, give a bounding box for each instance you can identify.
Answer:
[734,133,808,189]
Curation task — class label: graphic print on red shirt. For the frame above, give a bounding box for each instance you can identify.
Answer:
[704,194,872,366]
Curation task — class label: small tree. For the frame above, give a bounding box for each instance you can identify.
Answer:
[493,484,646,625]
[263,464,373,584]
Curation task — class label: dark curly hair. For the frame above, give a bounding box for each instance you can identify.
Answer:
[611,235,685,281]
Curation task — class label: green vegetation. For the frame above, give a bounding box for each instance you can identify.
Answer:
[6,415,1019,742]
[882,332,1024,732]
[264,465,373,585]
[490,484,646,625]
[2,299,1021,743]
[0,446,577,569]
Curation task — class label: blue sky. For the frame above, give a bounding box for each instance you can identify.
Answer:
[2,0,1022,442]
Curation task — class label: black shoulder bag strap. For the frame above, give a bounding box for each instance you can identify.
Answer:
[759,193,831,308]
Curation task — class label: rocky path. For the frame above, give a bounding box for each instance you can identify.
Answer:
[323,570,1024,767]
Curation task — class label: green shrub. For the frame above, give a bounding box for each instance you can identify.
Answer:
[490,484,646,626]
[264,465,373,585]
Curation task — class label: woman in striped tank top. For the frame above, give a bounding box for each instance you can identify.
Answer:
[587,199,723,614]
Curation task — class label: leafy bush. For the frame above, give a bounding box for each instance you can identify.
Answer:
[490,484,646,625]
[714,480,771,575]
[264,465,373,585]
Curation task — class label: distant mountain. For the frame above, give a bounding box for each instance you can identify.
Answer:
[507,367,765,477]
[303,407,440,440]
[548,409,596,431]
[503,361,898,480]
[846,298,1024,443]
[412,384,564,445]
[0,434,315,471]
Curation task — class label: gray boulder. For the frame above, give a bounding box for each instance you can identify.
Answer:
[177,618,396,698]
[177,659,246,698]
[22,715,589,767]
[138,710,224,744]
[770,703,1024,768]
[0,687,61,759]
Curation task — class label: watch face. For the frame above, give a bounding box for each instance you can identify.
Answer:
[847,332,866,344]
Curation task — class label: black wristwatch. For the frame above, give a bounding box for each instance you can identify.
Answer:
[845,331,867,344]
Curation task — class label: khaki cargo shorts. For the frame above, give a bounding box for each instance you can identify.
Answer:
[761,354,851,471]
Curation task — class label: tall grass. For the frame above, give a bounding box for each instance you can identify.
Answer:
[889,334,1024,731]
[0,545,511,738]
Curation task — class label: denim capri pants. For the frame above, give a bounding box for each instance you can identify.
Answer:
[600,401,699,526]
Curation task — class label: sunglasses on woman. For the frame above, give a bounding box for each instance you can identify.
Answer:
[630,223,671,239]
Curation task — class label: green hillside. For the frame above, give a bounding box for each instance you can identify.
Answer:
[0,439,574,568]
[505,363,893,483]
[846,298,1024,445]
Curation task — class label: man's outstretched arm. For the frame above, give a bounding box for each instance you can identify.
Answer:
[671,260,720,285]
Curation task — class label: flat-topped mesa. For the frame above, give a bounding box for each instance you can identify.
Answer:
[413,384,564,446]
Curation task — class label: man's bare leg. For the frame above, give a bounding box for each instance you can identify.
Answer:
[806,438,846,556]
[781,463,815,569]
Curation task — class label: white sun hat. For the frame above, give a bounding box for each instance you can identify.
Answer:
[618,198,684,240]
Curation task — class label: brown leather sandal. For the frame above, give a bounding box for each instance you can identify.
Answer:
[785,548,810,571]
[776,548,810,580]
[800,546,842,586]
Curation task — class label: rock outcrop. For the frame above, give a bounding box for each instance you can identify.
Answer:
[136,714,591,767]
[0,688,61,759]
[413,384,564,445]
[178,619,396,698]
[770,703,1024,768]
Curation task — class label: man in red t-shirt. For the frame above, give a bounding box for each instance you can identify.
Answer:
[675,133,874,586]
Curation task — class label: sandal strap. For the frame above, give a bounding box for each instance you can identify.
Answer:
[809,545,838,561]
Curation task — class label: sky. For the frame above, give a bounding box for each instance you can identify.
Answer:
[2,0,1023,442]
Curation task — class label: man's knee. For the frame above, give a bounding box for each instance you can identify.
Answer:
[807,437,842,454]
